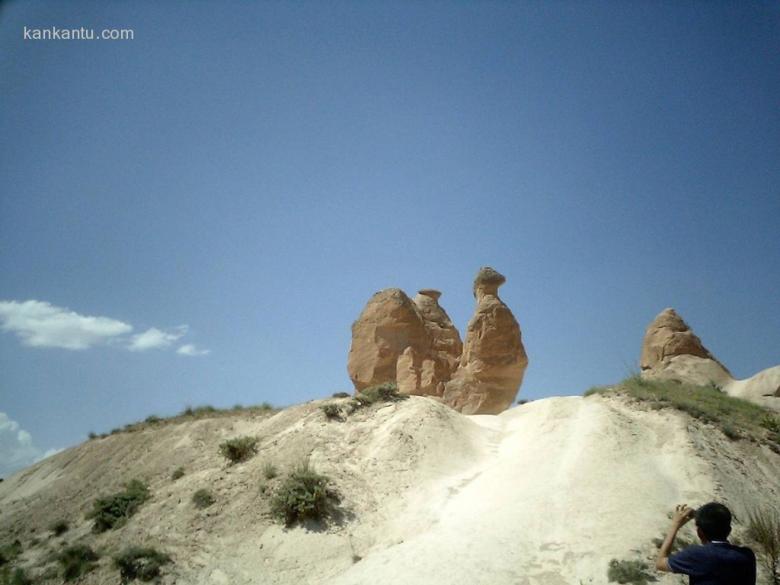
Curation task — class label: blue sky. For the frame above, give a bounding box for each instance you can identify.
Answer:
[1,1,779,477]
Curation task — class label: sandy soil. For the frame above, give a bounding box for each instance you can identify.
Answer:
[1,394,778,585]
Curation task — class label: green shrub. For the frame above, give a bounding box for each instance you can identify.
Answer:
[144,415,161,424]
[58,544,99,581]
[760,414,780,434]
[0,567,32,585]
[355,382,406,406]
[49,520,69,536]
[171,467,185,481]
[113,547,171,582]
[606,558,654,584]
[192,489,215,509]
[262,462,278,480]
[181,405,217,417]
[746,507,780,585]
[88,431,98,440]
[219,436,258,464]
[332,392,351,398]
[89,479,150,532]
[270,462,340,527]
[0,541,22,567]
[321,403,342,420]
[721,424,742,441]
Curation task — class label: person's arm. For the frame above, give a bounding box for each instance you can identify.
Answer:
[656,504,694,572]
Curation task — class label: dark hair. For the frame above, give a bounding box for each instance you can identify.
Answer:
[695,502,732,540]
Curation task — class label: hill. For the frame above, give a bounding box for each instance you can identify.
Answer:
[1,384,779,584]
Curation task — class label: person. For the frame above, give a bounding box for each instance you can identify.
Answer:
[656,502,756,584]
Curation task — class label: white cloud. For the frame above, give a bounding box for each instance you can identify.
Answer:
[128,325,188,352]
[0,412,59,478]
[0,300,132,350]
[177,343,210,357]
[0,300,208,356]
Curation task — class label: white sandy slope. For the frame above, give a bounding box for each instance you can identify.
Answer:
[1,395,779,585]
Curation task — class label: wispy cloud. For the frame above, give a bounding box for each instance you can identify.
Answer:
[0,300,208,356]
[0,412,61,478]
[129,326,188,352]
[0,300,132,350]
[176,343,211,357]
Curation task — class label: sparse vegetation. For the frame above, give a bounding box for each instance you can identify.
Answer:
[113,546,171,582]
[607,558,655,584]
[58,544,99,581]
[49,520,69,536]
[192,489,215,509]
[181,405,217,417]
[144,415,161,424]
[332,392,351,398]
[321,403,342,420]
[652,532,695,552]
[262,462,279,480]
[0,541,22,567]
[0,567,32,585]
[89,479,150,532]
[355,382,406,406]
[219,436,258,464]
[270,462,340,527]
[88,431,98,440]
[171,467,185,481]
[585,375,779,448]
[746,507,780,585]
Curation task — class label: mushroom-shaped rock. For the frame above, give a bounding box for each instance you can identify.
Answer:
[347,289,429,391]
[443,267,528,414]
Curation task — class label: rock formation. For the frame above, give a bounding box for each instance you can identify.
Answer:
[412,289,463,392]
[639,308,779,411]
[640,308,727,372]
[347,267,528,414]
[347,288,430,392]
[639,308,732,387]
[442,268,528,414]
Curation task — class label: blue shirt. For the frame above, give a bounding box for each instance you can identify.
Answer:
[668,542,756,585]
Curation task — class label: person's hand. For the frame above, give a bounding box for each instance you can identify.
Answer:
[672,504,695,527]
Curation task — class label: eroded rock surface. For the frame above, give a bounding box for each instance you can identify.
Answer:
[347,288,429,392]
[347,268,527,413]
[442,268,528,414]
[640,308,727,373]
[639,308,779,412]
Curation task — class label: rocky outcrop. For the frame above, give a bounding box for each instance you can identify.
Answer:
[442,268,528,414]
[347,289,430,392]
[347,268,527,413]
[639,308,731,387]
[413,289,463,387]
[639,308,779,412]
[640,308,728,373]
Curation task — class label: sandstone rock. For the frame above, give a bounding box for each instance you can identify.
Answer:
[641,354,733,389]
[639,308,728,373]
[639,308,779,412]
[442,267,528,414]
[347,289,429,391]
[413,289,463,393]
